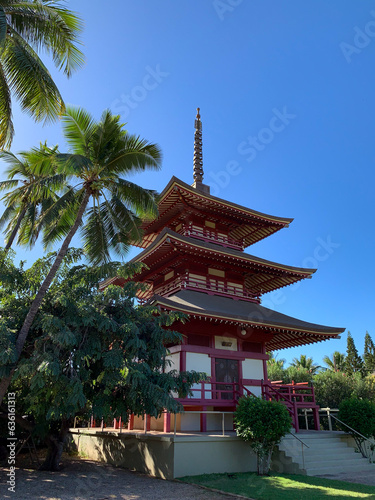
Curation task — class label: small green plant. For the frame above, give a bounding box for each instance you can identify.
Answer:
[338,398,375,458]
[234,396,292,475]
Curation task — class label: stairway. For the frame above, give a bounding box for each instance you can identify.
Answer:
[273,431,375,476]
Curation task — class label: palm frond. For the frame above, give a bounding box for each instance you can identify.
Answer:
[0,63,14,148]
[110,178,158,218]
[0,5,7,47]
[102,134,162,176]
[4,1,84,77]
[61,106,95,155]
[3,29,64,122]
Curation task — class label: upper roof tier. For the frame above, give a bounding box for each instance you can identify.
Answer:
[134,176,293,249]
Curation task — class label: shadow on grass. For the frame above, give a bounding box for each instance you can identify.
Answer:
[179,472,375,500]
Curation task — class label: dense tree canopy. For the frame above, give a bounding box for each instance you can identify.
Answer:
[0,107,162,404]
[0,250,203,470]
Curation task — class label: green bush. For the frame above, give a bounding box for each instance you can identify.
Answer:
[338,398,375,457]
[313,371,355,408]
[234,396,292,475]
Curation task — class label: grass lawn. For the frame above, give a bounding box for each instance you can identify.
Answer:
[179,472,375,499]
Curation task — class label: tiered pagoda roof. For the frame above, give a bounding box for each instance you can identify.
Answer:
[102,108,345,349]
[133,176,293,249]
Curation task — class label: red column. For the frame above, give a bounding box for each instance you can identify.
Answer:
[128,413,134,431]
[164,411,171,433]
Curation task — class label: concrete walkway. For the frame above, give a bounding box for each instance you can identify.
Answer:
[318,470,375,487]
[0,459,234,500]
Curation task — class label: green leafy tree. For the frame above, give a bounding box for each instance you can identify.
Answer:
[234,396,292,475]
[0,107,162,405]
[345,332,365,377]
[364,332,375,375]
[313,370,355,408]
[338,398,375,458]
[266,352,286,382]
[0,0,84,148]
[0,145,62,250]
[290,354,320,374]
[322,351,346,372]
[284,365,313,385]
[0,251,203,470]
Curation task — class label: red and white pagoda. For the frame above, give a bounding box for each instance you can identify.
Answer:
[106,109,344,433]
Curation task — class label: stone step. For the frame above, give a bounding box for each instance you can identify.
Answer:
[305,463,375,476]
[304,452,363,463]
[304,456,367,468]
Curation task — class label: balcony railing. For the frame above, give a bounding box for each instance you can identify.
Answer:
[176,381,255,406]
[177,224,244,251]
[154,274,259,302]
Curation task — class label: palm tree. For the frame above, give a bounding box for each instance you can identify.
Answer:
[0,0,84,148]
[322,351,346,372]
[0,145,63,250]
[290,354,320,374]
[0,107,162,404]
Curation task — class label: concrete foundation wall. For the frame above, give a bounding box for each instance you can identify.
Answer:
[68,430,257,480]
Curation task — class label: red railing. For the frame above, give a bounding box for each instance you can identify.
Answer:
[178,225,244,251]
[176,381,255,406]
[262,380,320,432]
[154,274,259,302]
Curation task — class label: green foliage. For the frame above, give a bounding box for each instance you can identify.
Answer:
[345,331,365,377]
[0,0,84,148]
[283,366,314,385]
[338,398,375,457]
[313,370,355,408]
[364,332,375,374]
[290,354,320,374]
[322,351,346,372]
[0,251,203,439]
[234,396,292,475]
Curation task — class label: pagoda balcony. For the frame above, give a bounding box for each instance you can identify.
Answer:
[177,224,244,251]
[153,274,259,303]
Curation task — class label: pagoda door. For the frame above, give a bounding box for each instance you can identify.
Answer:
[214,358,239,401]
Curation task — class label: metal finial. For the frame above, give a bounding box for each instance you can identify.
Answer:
[193,108,203,183]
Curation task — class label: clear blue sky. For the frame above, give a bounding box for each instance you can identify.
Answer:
[2,0,375,367]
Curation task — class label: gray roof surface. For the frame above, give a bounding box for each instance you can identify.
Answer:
[151,290,345,335]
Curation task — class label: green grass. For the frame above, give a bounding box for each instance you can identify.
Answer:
[179,472,375,499]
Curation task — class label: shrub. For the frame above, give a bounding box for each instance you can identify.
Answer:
[338,398,375,457]
[234,396,292,475]
[313,370,355,408]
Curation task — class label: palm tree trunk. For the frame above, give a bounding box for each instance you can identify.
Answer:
[4,205,27,251]
[0,191,90,405]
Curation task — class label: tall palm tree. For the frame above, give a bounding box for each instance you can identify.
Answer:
[322,351,346,372]
[0,145,62,250]
[290,354,320,374]
[0,107,162,404]
[0,0,84,148]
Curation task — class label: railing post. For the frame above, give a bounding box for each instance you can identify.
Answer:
[200,408,207,432]
[327,408,332,431]
[164,411,171,433]
[304,409,308,430]
[222,412,225,436]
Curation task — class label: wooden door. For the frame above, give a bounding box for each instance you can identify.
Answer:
[215,358,239,400]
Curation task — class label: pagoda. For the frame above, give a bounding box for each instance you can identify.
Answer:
[105,109,345,433]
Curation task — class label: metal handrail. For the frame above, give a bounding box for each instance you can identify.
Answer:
[172,410,234,438]
[329,414,375,462]
[286,431,310,470]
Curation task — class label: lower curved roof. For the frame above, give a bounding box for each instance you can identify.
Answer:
[149,290,345,351]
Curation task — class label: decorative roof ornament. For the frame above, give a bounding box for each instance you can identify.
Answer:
[193,107,204,184]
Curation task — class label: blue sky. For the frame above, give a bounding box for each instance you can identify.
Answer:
[2,0,375,367]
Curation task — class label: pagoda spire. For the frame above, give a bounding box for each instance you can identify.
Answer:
[193,107,204,184]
